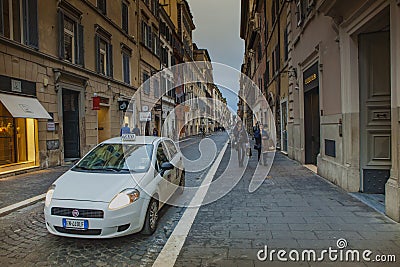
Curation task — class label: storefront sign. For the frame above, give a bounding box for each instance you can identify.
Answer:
[304,74,317,85]
[92,96,100,110]
[118,100,129,111]
[11,79,22,92]
[303,62,319,92]
[139,112,151,122]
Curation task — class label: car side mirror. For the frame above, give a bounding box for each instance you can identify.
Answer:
[160,162,174,176]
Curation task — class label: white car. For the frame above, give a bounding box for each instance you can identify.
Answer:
[44,135,185,238]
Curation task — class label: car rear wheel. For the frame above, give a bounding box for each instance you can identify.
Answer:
[141,198,159,235]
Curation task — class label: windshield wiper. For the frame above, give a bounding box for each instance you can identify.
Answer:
[103,167,130,172]
[73,166,92,171]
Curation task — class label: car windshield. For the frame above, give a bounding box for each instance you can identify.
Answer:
[73,143,153,173]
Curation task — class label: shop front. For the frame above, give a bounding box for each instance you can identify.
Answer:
[0,93,52,174]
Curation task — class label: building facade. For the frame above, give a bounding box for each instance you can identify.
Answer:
[240,0,400,221]
[0,0,226,176]
[239,0,289,148]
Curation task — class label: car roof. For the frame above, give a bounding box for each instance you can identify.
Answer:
[101,136,162,145]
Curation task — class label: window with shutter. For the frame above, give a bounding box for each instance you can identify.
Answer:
[143,72,150,95]
[57,3,83,64]
[99,39,107,75]
[95,35,100,72]
[64,17,75,62]
[107,43,113,78]
[284,27,288,61]
[275,45,280,72]
[148,26,152,49]
[296,0,304,26]
[122,52,130,84]
[77,24,84,66]
[1,0,38,47]
[122,2,128,34]
[97,0,106,15]
[154,78,159,98]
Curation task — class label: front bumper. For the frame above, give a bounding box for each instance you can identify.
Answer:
[44,198,147,238]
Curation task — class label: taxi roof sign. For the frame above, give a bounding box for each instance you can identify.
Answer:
[121,134,136,141]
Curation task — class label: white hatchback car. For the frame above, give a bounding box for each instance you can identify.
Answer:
[44,135,185,238]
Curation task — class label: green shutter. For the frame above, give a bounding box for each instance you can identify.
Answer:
[107,43,113,77]
[58,10,65,59]
[95,35,100,73]
[27,0,39,48]
[77,24,84,66]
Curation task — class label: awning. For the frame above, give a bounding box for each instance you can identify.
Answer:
[0,93,52,119]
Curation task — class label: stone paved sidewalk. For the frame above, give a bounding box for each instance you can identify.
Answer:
[174,146,400,267]
[0,166,69,209]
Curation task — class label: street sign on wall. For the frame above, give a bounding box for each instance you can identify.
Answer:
[139,111,151,122]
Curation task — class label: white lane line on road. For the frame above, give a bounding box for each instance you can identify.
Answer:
[152,140,229,267]
[0,193,46,216]
[177,138,193,143]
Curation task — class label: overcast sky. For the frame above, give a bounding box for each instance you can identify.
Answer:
[188,0,244,111]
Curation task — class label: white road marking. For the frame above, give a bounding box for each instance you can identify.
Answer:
[0,193,46,216]
[152,140,229,267]
[177,138,193,143]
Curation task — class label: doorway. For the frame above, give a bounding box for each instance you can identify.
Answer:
[281,100,288,153]
[62,89,80,159]
[98,106,110,143]
[359,30,391,194]
[304,87,320,165]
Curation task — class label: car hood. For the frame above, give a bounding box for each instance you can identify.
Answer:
[52,170,146,202]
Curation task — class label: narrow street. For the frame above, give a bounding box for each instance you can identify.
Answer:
[1,133,399,266]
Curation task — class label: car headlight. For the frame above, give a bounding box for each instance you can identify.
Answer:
[45,184,56,207]
[108,189,140,210]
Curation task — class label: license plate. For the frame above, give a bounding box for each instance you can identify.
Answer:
[62,218,88,229]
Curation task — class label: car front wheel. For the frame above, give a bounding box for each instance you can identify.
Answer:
[141,198,159,235]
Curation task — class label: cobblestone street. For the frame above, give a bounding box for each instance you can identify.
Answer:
[174,149,400,267]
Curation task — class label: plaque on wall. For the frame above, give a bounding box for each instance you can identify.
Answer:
[47,140,60,150]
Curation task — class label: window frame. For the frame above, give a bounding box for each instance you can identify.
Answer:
[99,38,108,75]
[0,0,39,48]
[63,16,75,63]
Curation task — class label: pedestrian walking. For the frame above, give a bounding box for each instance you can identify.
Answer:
[120,123,131,136]
[253,123,262,161]
[233,121,248,167]
[132,125,141,136]
[153,127,158,136]
[260,124,273,165]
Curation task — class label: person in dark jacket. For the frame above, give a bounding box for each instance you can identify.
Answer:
[120,123,131,136]
[153,127,158,136]
[233,121,248,167]
[253,124,262,161]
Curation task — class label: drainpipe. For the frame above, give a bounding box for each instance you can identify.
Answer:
[276,2,282,150]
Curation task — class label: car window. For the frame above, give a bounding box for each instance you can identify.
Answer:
[155,143,169,173]
[73,144,153,173]
[164,140,178,160]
